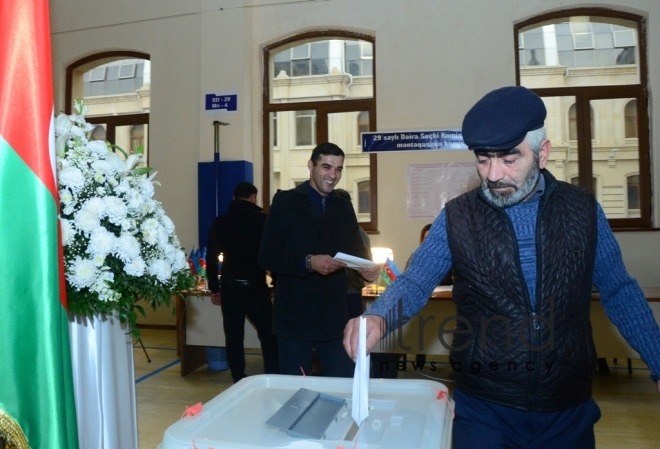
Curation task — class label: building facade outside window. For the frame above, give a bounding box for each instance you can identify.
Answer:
[263,31,377,230]
[66,51,150,164]
[516,8,650,227]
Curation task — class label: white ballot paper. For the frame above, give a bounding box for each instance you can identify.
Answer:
[334,252,379,270]
[351,316,370,426]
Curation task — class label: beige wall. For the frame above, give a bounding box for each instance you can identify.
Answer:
[51,0,660,296]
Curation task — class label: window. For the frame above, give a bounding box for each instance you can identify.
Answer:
[274,41,331,77]
[264,31,377,231]
[516,9,650,228]
[130,125,144,151]
[568,104,594,141]
[625,100,637,138]
[295,110,316,146]
[66,52,150,164]
[345,41,373,76]
[357,180,371,214]
[627,174,640,213]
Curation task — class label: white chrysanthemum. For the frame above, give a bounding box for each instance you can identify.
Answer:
[92,159,114,176]
[105,196,128,225]
[124,258,147,277]
[172,250,188,271]
[68,257,97,289]
[157,226,169,248]
[60,218,76,245]
[89,227,116,257]
[120,219,134,233]
[83,197,106,218]
[141,218,160,245]
[140,200,156,215]
[96,187,106,196]
[92,254,106,267]
[69,125,86,139]
[139,178,155,199]
[126,190,145,212]
[162,243,177,264]
[87,140,108,157]
[114,178,131,195]
[74,209,100,235]
[59,167,86,192]
[60,189,74,205]
[115,233,141,262]
[160,215,175,235]
[149,259,172,282]
[63,205,75,216]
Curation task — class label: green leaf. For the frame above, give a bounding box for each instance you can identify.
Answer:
[131,167,153,176]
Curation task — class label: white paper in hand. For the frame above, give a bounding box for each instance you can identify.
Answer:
[351,316,370,426]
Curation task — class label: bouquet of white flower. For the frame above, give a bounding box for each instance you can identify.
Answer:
[56,99,194,333]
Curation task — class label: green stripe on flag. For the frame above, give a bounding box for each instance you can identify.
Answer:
[0,137,78,448]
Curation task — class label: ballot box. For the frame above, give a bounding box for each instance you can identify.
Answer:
[158,374,453,449]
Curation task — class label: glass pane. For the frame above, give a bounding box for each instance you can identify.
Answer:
[541,95,579,185]
[268,111,316,195]
[116,124,149,166]
[328,111,371,223]
[519,16,639,86]
[82,58,150,116]
[295,110,315,146]
[269,38,373,103]
[590,98,640,218]
[90,124,107,141]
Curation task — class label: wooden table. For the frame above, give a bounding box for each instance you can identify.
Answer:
[364,286,660,359]
[177,287,660,376]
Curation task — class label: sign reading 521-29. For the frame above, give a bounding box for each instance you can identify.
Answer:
[204,92,237,114]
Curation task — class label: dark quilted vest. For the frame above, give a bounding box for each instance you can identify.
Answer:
[445,170,598,411]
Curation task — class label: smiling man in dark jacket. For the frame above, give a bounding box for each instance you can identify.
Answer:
[259,142,380,377]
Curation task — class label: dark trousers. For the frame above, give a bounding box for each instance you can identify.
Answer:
[220,283,279,382]
[277,337,354,378]
[452,389,601,449]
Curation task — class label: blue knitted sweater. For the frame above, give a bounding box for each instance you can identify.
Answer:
[366,180,660,381]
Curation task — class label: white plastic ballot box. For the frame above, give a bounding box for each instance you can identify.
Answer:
[158,374,453,449]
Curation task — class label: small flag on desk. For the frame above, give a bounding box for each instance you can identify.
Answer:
[199,247,207,278]
[380,258,401,286]
[188,247,197,274]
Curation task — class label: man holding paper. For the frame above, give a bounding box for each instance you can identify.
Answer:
[259,142,380,377]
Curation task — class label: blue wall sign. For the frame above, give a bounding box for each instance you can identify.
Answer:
[205,93,237,113]
[362,130,467,153]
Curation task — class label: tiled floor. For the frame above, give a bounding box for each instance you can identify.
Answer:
[134,328,660,448]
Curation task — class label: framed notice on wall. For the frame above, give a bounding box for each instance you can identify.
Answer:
[407,162,480,219]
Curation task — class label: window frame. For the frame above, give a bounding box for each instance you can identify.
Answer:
[515,8,651,229]
[262,30,378,233]
[65,51,150,163]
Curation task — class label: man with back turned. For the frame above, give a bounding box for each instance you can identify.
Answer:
[207,181,278,382]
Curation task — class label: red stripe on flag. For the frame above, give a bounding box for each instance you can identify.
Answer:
[383,266,396,282]
[0,0,56,198]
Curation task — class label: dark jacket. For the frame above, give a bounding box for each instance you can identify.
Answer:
[206,199,268,292]
[258,181,370,341]
[445,170,598,412]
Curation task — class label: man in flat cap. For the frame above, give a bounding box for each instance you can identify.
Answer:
[344,86,660,448]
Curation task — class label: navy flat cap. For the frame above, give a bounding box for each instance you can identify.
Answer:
[462,86,546,151]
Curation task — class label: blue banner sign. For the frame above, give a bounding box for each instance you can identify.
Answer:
[205,93,237,112]
[362,130,467,153]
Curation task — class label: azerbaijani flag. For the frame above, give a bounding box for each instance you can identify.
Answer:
[380,258,401,286]
[0,1,79,448]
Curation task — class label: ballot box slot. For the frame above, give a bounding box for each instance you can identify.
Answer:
[266,388,346,440]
